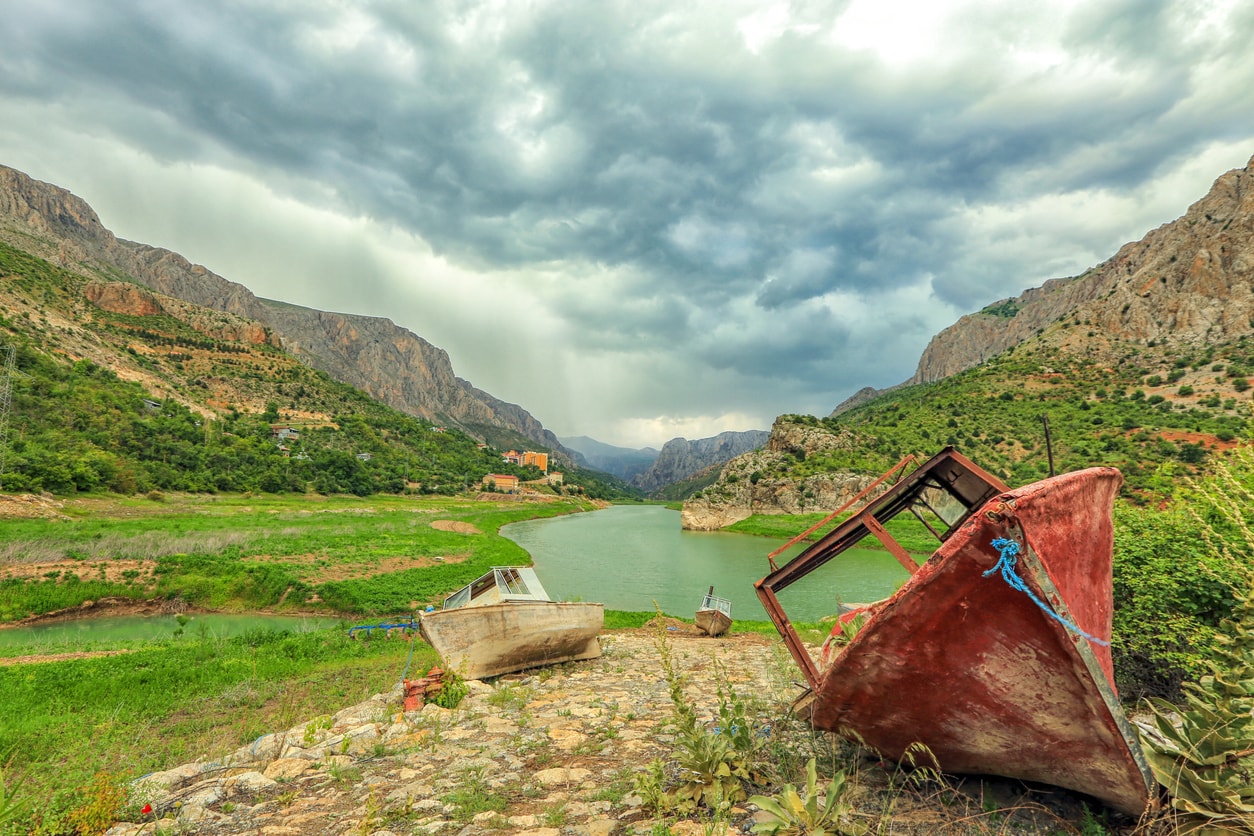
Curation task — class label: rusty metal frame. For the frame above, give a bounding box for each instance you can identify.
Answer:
[754,446,1009,690]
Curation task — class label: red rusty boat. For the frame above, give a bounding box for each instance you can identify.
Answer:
[754,447,1155,816]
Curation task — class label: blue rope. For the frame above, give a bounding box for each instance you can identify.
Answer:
[346,619,418,638]
[346,618,422,685]
[985,538,1109,646]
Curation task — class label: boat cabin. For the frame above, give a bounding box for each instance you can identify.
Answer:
[698,590,732,618]
[754,446,1009,689]
[442,567,552,610]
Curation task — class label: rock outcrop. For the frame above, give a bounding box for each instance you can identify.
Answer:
[911,154,1254,384]
[631,430,769,494]
[0,164,573,459]
[681,419,871,530]
[83,281,282,347]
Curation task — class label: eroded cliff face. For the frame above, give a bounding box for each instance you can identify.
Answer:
[680,418,873,530]
[83,281,281,346]
[0,164,569,457]
[912,154,1254,384]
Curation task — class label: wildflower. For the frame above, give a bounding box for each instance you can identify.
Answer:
[141,803,153,815]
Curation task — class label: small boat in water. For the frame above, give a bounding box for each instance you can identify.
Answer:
[754,447,1154,816]
[695,586,732,636]
[419,567,603,679]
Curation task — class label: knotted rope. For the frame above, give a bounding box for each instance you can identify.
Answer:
[985,537,1109,646]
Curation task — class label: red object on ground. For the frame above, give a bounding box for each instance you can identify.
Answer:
[756,448,1155,816]
[402,667,445,711]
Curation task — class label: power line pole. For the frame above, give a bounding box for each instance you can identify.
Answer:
[0,345,14,482]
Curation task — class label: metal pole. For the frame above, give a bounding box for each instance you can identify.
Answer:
[0,346,15,480]
[1042,413,1055,477]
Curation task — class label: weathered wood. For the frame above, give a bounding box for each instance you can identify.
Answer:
[420,601,603,679]
[806,467,1153,815]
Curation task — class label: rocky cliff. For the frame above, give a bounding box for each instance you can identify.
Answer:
[911,154,1254,384]
[0,165,572,459]
[680,419,871,530]
[631,430,769,494]
[82,280,282,348]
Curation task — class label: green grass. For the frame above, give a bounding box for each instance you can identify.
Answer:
[0,627,434,835]
[0,494,598,622]
[0,492,701,833]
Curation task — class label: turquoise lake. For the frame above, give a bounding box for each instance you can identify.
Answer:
[504,504,912,623]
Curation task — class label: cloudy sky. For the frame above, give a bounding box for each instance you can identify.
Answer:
[2,1,1254,448]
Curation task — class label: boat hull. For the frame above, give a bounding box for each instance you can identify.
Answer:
[695,608,731,637]
[419,602,604,679]
[808,467,1153,816]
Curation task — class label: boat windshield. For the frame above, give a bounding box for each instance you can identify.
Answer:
[441,567,552,609]
[755,447,1010,689]
[700,593,732,616]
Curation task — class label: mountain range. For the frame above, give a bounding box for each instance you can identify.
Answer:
[682,152,1254,527]
[4,152,1254,502]
[0,164,577,463]
[844,152,1254,407]
[0,164,771,491]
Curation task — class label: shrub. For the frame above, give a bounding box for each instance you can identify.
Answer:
[1137,586,1254,832]
[748,758,866,836]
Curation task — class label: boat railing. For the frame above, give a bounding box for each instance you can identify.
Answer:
[700,593,732,616]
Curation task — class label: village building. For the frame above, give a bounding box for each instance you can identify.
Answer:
[482,473,519,492]
[502,450,548,473]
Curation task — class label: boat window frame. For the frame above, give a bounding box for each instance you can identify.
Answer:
[754,447,1009,690]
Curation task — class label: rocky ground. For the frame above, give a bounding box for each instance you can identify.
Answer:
[100,625,1132,836]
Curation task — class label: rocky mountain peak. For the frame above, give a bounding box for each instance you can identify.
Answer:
[0,164,573,461]
[630,429,769,493]
[911,154,1254,384]
[680,418,871,530]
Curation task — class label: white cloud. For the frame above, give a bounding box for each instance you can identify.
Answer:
[1,0,1253,449]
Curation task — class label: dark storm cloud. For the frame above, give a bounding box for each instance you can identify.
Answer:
[2,0,1254,444]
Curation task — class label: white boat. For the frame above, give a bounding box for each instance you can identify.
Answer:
[694,586,732,636]
[418,567,603,679]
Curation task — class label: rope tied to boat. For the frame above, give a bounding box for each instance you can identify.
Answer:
[985,538,1109,646]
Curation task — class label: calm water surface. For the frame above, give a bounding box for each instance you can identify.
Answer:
[0,613,344,650]
[503,504,913,622]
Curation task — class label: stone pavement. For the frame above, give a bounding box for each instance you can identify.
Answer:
[105,628,798,836]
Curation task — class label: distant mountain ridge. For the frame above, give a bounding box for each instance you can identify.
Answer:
[0,164,576,462]
[558,436,659,482]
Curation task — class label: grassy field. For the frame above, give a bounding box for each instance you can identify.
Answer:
[0,492,605,623]
[0,492,818,834]
[0,492,594,832]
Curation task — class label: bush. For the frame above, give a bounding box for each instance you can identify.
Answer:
[1111,504,1234,699]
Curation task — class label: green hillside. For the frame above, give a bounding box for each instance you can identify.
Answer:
[0,242,633,499]
[766,339,1251,500]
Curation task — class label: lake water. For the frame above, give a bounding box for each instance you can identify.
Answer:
[503,504,913,623]
[0,613,345,651]
[1,505,913,646]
